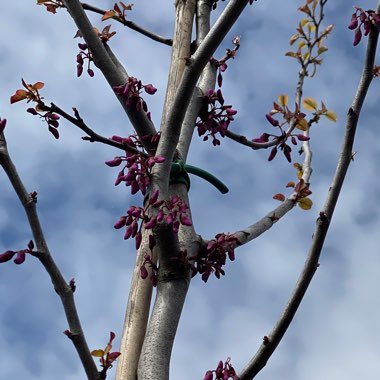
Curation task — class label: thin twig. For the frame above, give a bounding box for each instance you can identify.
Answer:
[41,103,143,155]
[61,0,157,149]
[80,2,173,46]
[0,132,100,380]
[238,6,380,378]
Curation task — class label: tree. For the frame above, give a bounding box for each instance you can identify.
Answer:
[1,0,380,379]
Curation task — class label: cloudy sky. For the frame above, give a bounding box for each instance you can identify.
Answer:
[1,1,380,379]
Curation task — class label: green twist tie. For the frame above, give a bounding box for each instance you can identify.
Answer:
[170,159,229,194]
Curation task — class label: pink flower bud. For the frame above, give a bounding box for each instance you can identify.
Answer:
[144,218,157,229]
[135,232,142,249]
[297,134,310,141]
[203,371,213,380]
[353,28,362,46]
[348,13,358,30]
[180,214,192,226]
[14,251,26,265]
[140,265,148,279]
[48,126,59,139]
[105,157,123,167]
[124,226,133,240]
[283,144,292,163]
[27,108,38,115]
[226,108,237,116]
[114,216,127,229]
[266,114,280,127]
[144,84,157,95]
[78,43,88,50]
[27,240,34,251]
[154,155,165,163]
[268,146,278,161]
[87,68,95,77]
[0,250,16,263]
[364,19,371,35]
[77,64,83,77]
[359,11,367,23]
[149,189,160,205]
[49,113,60,120]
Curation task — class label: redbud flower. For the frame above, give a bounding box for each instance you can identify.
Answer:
[348,13,358,30]
[353,28,362,46]
[268,147,278,161]
[266,114,280,127]
[144,84,157,95]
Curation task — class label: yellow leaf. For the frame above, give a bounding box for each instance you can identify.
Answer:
[324,24,334,34]
[303,97,318,111]
[298,40,306,49]
[303,51,310,61]
[91,349,104,357]
[324,110,337,122]
[293,163,302,171]
[278,94,288,107]
[298,197,313,210]
[289,34,299,45]
[285,51,298,58]
[300,18,309,27]
[295,118,309,131]
[317,46,328,55]
[308,24,316,33]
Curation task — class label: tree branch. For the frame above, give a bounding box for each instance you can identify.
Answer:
[0,132,99,380]
[116,231,155,380]
[80,2,173,46]
[238,7,380,378]
[153,0,252,197]
[177,0,215,161]
[61,0,156,147]
[41,103,142,155]
[138,185,198,380]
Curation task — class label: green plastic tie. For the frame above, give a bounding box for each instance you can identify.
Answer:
[170,159,229,194]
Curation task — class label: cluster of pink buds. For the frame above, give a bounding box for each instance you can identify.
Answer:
[114,77,157,114]
[27,108,60,139]
[203,358,239,380]
[348,7,380,46]
[76,42,96,77]
[253,109,309,163]
[0,240,34,265]
[74,25,116,77]
[190,233,239,282]
[210,36,241,88]
[114,189,192,251]
[196,89,237,146]
[105,134,164,195]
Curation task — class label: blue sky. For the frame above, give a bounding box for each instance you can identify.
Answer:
[1,1,380,379]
